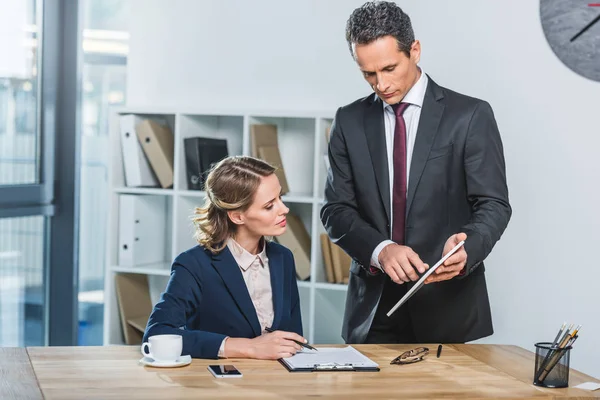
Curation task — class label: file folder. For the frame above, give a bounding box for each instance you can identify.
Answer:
[114,273,152,345]
[250,124,290,193]
[119,115,160,187]
[118,195,168,266]
[274,213,311,280]
[183,137,229,190]
[136,120,175,189]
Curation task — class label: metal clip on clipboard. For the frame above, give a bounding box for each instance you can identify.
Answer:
[314,363,354,371]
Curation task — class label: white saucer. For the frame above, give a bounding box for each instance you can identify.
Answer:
[139,354,192,368]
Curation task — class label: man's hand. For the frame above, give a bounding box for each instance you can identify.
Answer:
[378,243,428,284]
[425,233,468,284]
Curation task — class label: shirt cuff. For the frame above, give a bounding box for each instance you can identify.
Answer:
[218,337,229,358]
[371,240,395,270]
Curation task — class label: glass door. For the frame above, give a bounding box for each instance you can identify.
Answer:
[0,0,48,347]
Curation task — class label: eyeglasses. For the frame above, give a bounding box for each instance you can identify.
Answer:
[390,347,430,365]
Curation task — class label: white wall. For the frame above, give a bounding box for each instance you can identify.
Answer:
[127,0,600,378]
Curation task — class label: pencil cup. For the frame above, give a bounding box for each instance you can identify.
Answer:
[533,342,571,388]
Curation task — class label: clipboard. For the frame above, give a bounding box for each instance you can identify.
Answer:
[277,346,380,372]
[387,240,465,317]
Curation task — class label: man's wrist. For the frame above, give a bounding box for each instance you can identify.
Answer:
[371,240,395,270]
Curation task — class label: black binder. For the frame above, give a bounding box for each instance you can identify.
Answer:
[183,137,228,190]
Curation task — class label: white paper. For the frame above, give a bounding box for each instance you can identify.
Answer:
[574,382,600,391]
[282,346,378,369]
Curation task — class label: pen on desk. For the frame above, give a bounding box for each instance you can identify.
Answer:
[264,327,318,351]
[436,344,442,358]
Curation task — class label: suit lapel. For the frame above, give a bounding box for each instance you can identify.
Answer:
[211,248,261,336]
[365,95,391,221]
[266,242,284,330]
[406,77,445,216]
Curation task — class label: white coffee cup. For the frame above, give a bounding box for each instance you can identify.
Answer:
[141,334,182,362]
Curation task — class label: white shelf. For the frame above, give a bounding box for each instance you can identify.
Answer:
[296,280,311,289]
[281,192,314,204]
[114,105,336,120]
[110,265,171,276]
[176,190,206,197]
[104,108,341,347]
[114,187,174,196]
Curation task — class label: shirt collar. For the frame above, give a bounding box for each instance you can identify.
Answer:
[226,237,268,271]
[380,68,428,111]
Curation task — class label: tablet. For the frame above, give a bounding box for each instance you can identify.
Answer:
[386,240,465,317]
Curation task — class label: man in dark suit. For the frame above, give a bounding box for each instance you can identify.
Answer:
[320,1,511,344]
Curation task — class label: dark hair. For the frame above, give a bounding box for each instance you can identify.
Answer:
[192,156,276,253]
[346,1,415,58]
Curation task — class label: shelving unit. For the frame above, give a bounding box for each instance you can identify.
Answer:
[103,107,350,346]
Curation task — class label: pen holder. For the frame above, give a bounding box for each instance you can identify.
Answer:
[533,342,571,388]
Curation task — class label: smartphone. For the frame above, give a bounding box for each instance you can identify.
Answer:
[207,364,243,378]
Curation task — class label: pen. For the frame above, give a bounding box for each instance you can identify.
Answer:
[436,344,442,358]
[551,322,566,347]
[264,327,318,351]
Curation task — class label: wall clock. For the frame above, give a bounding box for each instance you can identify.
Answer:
[540,1,600,82]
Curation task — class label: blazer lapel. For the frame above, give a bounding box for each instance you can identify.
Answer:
[365,95,391,221]
[406,77,445,216]
[266,242,284,330]
[211,248,261,336]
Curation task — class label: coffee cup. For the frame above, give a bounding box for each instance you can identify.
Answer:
[141,334,182,362]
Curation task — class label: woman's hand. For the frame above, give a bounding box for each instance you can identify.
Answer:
[225,330,305,360]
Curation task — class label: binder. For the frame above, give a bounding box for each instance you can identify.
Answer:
[250,124,290,193]
[274,213,311,280]
[136,120,175,188]
[183,137,229,190]
[114,273,152,345]
[319,234,335,283]
[119,115,160,187]
[257,145,290,194]
[278,346,380,372]
[250,124,278,158]
[118,195,167,266]
[330,243,352,284]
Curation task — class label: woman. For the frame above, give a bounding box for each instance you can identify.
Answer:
[143,156,306,359]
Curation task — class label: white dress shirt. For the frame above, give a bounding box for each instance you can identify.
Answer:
[371,70,429,269]
[218,237,274,358]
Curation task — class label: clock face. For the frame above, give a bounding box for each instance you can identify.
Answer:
[540,1,600,82]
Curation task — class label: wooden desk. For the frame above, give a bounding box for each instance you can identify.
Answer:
[3,344,599,399]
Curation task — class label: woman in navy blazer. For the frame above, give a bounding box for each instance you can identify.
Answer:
[143,156,306,359]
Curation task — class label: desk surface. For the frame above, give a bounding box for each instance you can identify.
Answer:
[2,344,599,399]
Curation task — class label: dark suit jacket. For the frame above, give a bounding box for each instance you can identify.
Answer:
[320,76,511,344]
[143,241,303,359]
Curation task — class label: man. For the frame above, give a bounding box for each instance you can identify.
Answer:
[320,1,511,344]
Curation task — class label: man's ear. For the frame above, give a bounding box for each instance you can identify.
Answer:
[410,40,421,64]
[227,210,245,225]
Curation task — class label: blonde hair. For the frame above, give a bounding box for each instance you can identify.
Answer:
[192,156,276,253]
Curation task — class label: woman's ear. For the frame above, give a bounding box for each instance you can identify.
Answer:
[227,210,245,225]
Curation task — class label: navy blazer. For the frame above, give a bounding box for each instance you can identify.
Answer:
[143,240,303,359]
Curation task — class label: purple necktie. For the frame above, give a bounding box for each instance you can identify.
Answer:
[391,102,410,245]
